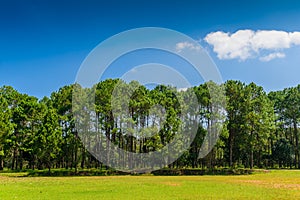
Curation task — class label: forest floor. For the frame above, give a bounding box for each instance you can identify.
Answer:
[0,170,299,199]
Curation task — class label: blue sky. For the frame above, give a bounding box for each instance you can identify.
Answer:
[1,0,300,98]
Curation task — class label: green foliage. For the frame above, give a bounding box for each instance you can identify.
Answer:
[272,138,293,167]
[0,80,299,171]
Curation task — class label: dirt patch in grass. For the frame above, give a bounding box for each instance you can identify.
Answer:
[238,180,264,184]
[162,182,181,186]
[0,176,9,181]
[234,179,300,190]
[271,183,300,190]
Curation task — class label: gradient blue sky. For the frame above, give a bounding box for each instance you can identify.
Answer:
[1,0,300,98]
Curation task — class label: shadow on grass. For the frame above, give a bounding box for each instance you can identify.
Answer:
[0,168,270,177]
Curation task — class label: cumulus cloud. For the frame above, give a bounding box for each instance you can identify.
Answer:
[204,29,300,61]
[177,87,188,92]
[176,41,201,52]
[259,52,286,62]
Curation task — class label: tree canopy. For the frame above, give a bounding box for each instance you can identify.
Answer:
[0,79,299,171]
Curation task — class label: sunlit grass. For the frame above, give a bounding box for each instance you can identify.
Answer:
[0,170,299,199]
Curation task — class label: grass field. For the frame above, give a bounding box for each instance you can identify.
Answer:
[0,170,299,199]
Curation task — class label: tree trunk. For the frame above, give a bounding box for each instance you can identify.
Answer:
[0,157,3,170]
[19,150,23,170]
[74,142,78,173]
[250,149,254,169]
[229,129,234,167]
[81,148,85,169]
[11,149,16,170]
[293,121,299,168]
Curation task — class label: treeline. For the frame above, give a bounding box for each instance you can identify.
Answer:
[0,79,299,171]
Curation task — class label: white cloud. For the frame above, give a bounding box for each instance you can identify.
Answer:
[176,42,201,52]
[259,52,286,62]
[290,32,300,45]
[204,30,254,60]
[251,30,291,51]
[204,29,300,61]
[177,87,188,92]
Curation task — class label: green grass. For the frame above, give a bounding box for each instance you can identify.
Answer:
[0,170,299,199]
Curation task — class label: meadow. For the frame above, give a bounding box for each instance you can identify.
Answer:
[0,170,299,199]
